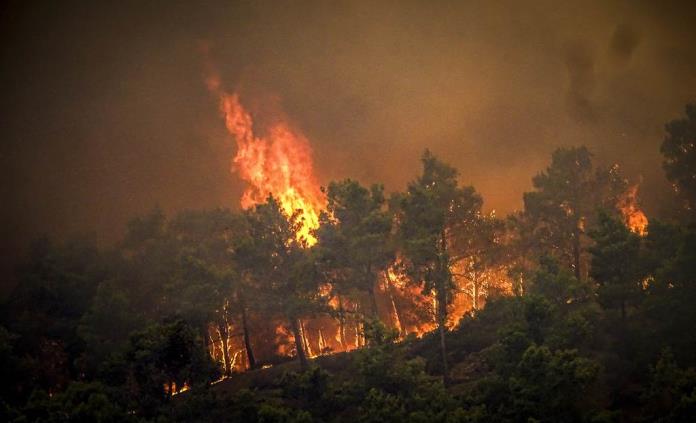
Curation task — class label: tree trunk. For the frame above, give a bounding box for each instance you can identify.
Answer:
[384,270,404,337]
[355,303,364,347]
[367,286,379,320]
[318,329,327,354]
[437,285,449,384]
[217,320,232,376]
[337,295,347,350]
[472,272,479,312]
[300,319,313,358]
[355,319,362,348]
[438,230,450,384]
[573,225,582,281]
[390,291,404,337]
[240,304,256,370]
[290,317,308,369]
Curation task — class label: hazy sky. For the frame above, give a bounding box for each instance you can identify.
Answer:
[2,0,696,286]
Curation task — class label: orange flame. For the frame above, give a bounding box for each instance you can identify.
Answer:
[617,184,648,236]
[205,70,324,244]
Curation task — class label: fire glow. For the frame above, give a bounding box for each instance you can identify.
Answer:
[618,184,649,236]
[205,72,324,244]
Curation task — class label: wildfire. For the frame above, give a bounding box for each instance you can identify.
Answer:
[166,382,190,396]
[205,69,324,244]
[617,184,648,236]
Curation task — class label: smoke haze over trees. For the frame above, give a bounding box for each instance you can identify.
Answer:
[2,104,696,419]
[2,1,696,421]
[2,0,696,293]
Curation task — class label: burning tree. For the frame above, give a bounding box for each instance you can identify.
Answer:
[394,150,482,381]
[236,197,326,369]
[450,212,508,313]
[205,68,325,245]
[315,179,395,346]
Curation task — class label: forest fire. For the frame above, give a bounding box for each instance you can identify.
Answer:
[618,184,649,235]
[6,2,696,420]
[205,71,324,244]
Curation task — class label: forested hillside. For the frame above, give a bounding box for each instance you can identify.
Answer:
[2,105,696,422]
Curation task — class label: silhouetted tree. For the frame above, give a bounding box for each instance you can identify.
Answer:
[661,103,696,215]
[124,318,219,417]
[521,146,625,280]
[2,236,109,393]
[589,210,644,319]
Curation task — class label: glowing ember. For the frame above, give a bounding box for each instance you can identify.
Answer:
[617,184,648,236]
[205,70,324,244]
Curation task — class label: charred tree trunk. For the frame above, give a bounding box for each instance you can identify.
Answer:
[290,317,308,369]
[337,295,347,350]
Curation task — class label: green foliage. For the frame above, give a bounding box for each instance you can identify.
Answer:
[316,179,394,317]
[278,366,330,401]
[396,150,482,295]
[528,255,588,305]
[352,332,462,423]
[4,130,696,423]
[395,150,483,376]
[589,210,644,318]
[238,197,324,318]
[1,236,110,394]
[661,103,696,214]
[641,223,696,365]
[642,349,696,422]
[19,382,133,423]
[121,318,219,417]
[508,346,599,422]
[520,146,626,279]
[236,197,326,367]
[78,280,140,373]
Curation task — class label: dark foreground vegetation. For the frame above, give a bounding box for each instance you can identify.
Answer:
[2,105,696,422]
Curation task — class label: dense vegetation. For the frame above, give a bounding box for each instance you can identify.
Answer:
[1,105,696,422]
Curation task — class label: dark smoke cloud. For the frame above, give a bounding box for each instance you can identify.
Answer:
[2,0,696,292]
[609,23,641,64]
[564,41,597,123]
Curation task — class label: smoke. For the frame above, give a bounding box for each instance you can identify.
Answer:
[2,0,696,292]
[564,41,597,123]
[609,23,641,65]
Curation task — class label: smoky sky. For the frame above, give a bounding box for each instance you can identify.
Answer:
[2,0,696,290]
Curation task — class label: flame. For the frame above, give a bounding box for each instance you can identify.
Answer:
[166,381,190,396]
[205,70,324,244]
[617,184,648,236]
